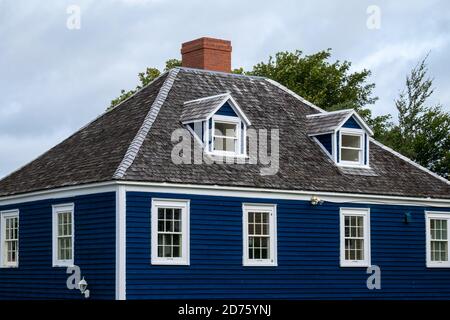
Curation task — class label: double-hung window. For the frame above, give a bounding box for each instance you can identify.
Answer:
[52,204,74,267]
[212,116,240,154]
[340,208,371,267]
[1,210,19,268]
[340,131,364,165]
[426,212,450,268]
[243,204,277,266]
[151,199,190,265]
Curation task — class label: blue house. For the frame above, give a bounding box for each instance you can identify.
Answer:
[0,37,449,300]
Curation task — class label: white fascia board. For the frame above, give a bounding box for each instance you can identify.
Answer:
[1,180,449,208]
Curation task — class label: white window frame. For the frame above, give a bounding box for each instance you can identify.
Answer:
[425,211,450,268]
[0,209,19,268]
[340,208,371,267]
[242,203,277,267]
[52,203,75,267]
[339,129,365,167]
[151,199,190,265]
[211,115,242,156]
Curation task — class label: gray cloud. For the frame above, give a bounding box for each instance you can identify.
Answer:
[0,0,449,178]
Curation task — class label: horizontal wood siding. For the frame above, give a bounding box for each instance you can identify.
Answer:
[315,134,332,154]
[0,192,115,300]
[215,102,238,117]
[343,116,362,129]
[127,191,450,299]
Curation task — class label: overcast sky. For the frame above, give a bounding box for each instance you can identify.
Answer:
[0,0,449,178]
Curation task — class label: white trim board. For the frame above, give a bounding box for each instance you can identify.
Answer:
[1,180,450,208]
[115,186,126,300]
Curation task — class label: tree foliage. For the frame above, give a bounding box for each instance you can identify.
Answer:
[109,59,181,109]
[377,57,450,179]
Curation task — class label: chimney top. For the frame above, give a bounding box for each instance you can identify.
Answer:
[181,37,232,73]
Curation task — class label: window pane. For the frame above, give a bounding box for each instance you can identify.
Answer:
[214,122,237,138]
[341,149,360,162]
[158,208,165,220]
[342,135,361,148]
[214,137,236,152]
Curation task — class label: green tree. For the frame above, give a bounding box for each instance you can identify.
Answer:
[109,59,181,109]
[247,50,378,120]
[378,57,450,179]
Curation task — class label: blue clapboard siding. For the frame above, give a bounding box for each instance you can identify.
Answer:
[342,116,362,129]
[315,134,332,155]
[126,191,450,300]
[0,192,116,300]
[215,101,238,117]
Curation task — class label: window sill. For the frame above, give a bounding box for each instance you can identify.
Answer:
[243,261,277,267]
[53,263,74,268]
[151,259,190,266]
[340,261,370,268]
[427,262,450,268]
[0,265,18,269]
[337,163,370,169]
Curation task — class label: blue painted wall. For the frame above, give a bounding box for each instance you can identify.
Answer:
[215,101,238,117]
[0,192,116,300]
[315,134,332,155]
[342,116,362,129]
[126,191,450,300]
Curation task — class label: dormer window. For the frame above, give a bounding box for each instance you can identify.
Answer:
[306,109,373,168]
[213,117,240,154]
[181,93,251,157]
[340,130,364,165]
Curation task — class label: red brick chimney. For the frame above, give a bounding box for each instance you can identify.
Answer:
[181,37,232,73]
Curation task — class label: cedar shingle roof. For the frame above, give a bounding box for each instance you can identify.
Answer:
[0,67,449,199]
[181,93,229,123]
[306,110,354,135]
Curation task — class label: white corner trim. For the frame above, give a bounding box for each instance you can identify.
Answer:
[113,68,180,179]
[116,185,126,300]
[370,138,450,186]
[265,78,326,113]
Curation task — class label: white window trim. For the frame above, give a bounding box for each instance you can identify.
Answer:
[52,203,75,267]
[242,203,277,267]
[340,207,371,267]
[0,209,19,268]
[210,115,243,156]
[151,198,190,266]
[338,129,366,167]
[425,211,450,268]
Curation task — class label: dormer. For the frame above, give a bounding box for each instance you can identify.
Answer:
[306,109,374,168]
[181,93,251,157]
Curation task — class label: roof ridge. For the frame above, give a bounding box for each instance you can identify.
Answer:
[113,68,180,179]
[184,92,230,104]
[176,67,266,80]
[264,78,326,113]
[306,109,354,118]
[370,138,450,185]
